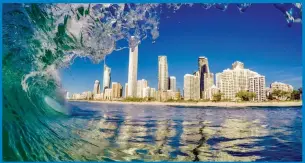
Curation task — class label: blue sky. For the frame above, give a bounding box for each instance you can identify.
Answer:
[61,4,302,94]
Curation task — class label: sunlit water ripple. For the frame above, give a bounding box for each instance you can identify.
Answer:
[60,102,302,161]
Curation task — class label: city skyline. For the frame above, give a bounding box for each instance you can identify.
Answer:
[61,4,302,94]
[63,54,301,95]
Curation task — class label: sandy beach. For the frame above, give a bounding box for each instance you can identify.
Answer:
[69,100,302,107]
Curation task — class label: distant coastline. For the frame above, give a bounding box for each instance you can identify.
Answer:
[68,100,302,107]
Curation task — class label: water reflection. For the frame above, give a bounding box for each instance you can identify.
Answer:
[66,103,302,161]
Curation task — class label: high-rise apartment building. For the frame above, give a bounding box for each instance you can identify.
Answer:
[198,57,210,98]
[193,71,201,100]
[93,80,101,95]
[112,82,123,98]
[169,76,176,91]
[137,79,148,98]
[104,88,112,100]
[184,74,193,100]
[184,74,200,100]
[150,88,156,98]
[198,57,215,99]
[103,59,111,92]
[143,87,151,98]
[127,36,138,97]
[270,82,294,93]
[158,56,169,91]
[216,61,259,100]
[124,83,128,98]
[249,75,266,101]
[203,73,214,95]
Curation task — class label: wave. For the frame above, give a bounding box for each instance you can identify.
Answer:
[2,3,302,161]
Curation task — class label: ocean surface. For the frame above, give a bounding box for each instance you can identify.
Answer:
[54,102,302,161]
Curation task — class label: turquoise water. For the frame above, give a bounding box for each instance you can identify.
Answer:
[2,3,302,161]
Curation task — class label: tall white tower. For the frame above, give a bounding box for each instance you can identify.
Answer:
[103,57,111,92]
[66,92,70,100]
[158,56,168,91]
[93,80,101,95]
[169,76,176,91]
[127,36,138,97]
[249,75,266,101]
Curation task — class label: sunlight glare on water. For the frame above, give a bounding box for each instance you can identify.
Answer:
[64,102,302,162]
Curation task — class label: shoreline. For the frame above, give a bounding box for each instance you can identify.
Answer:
[68,100,302,107]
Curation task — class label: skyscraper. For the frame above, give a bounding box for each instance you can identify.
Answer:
[112,82,123,98]
[158,56,168,91]
[124,83,128,98]
[184,74,200,100]
[193,72,200,100]
[66,92,70,100]
[103,57,111,92]
[127,36,138,97]
[204,73,214,92]
[249,75,266,101]
[198,56,210,98]
[137,79,148,98]
[169,76,176,91]
[93,80,101,95]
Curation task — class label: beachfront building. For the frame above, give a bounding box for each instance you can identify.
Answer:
[71,91,92,100]
[142,87,157,99]
[184,74,200,100]
[103,59,111,92]
[155,90,180,101]
[198,56,215,99]
[93,93,104,100]
[156,91,169,102]
[167,90,181,100]
[204,85,220,100]
[81,91,92,100]
[216,61,259,101]
[203,73,214,99]
[137,79,148,98]
[71,93,80,100]
[127,36,138,97]
[270,82,294,93]
[124,83,128,98]
[104,88,112,100]
[112,82,123,99]
[93,80,101,95]
[150,88,156,98]
[194,71,201,100]
[198,57,209,98]
[143,87,151,98]
[249,75,266,101]
[169,76,176,91]
[158,56,169,91]
[197,57,215,99]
